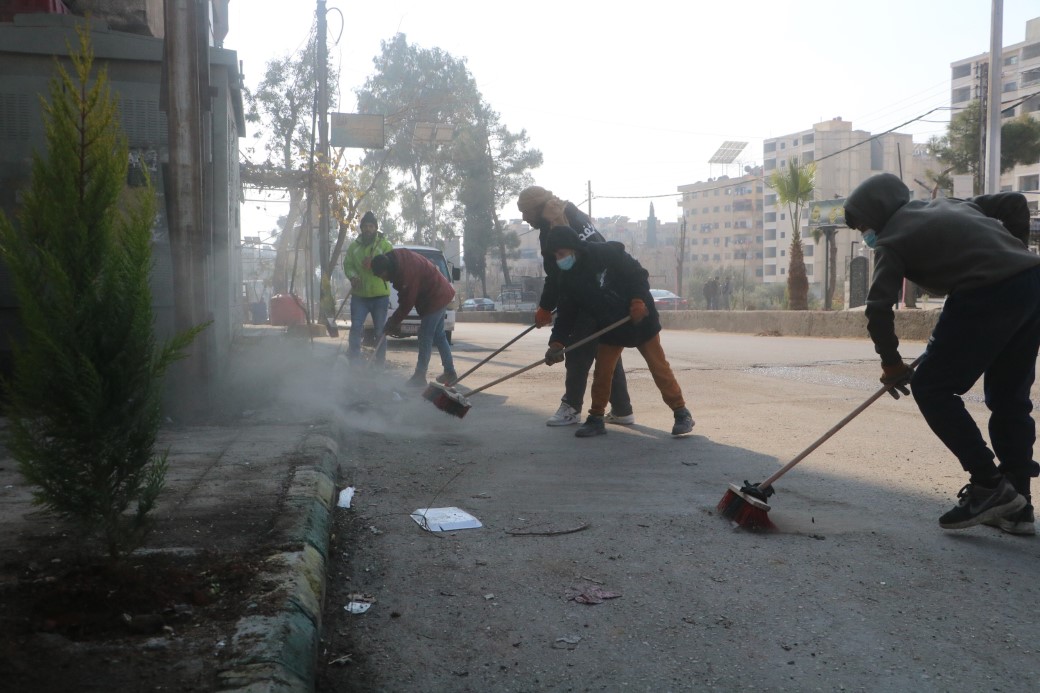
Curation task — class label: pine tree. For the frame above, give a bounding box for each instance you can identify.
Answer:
[0,27,205,561]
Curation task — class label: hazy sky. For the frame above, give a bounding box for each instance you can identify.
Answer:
[226,0,1039,235]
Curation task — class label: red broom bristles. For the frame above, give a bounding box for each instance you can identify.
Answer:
[717,485,775,531]
[422,383,471,418]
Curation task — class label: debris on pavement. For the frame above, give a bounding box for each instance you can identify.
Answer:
[410,507,482,532]
[570,586,622,604]
[337,487,355,508]
[345,593,376,614]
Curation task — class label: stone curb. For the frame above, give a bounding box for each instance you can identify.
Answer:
[219,433,339,693]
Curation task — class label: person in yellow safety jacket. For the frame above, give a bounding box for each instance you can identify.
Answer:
[342,211,393,364]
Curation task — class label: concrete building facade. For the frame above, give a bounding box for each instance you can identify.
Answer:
[950,15,1040,217]
[761,117,938,298]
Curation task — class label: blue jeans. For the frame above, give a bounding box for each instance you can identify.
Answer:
[911,266,1040,495]
[416,304,455,378]
[348,294,389,364]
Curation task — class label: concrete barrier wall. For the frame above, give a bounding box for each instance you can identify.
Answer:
[456,309,940,342]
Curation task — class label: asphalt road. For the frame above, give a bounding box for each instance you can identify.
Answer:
[318,323,1040,692]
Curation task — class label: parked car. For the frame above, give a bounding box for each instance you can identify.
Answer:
[461,297,496,312]
[650,289,689,310]
[495,290,538,311]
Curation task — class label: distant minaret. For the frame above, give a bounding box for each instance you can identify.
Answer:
[646,202,658,247]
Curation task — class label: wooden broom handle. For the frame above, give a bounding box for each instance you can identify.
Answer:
[451,322,540,386]
[462,316,631,397]
[758,354,924,490]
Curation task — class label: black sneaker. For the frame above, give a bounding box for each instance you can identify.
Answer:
[938,477,1027,529]
[575,415,606,438]
[982,503,1036,536]
[671,407,694,436]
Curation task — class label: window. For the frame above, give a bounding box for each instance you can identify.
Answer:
[765,247,776,258]
[804,244,814,257]
[765,194,777,205]
[764,141,776,152]
[1005,54,1019,66]
[1021,174,1039,192]
[765,265,776,276]
[805,265,813,276]
[952,86,971,103]
[803,133,814,144]
[765,159,776,170]
[765,228,776,240]
[1024,43,1040,61]
[804,151,815,162]
[1004,81,1018,92]
[952,63,972,79]
[765,212,776,223]
[781,249,786,257]
[793,138,799,147]
[780,142,786,150]
[714,206,720,212]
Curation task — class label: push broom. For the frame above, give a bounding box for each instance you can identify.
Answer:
[717,355,923,530]
[421,314,555,401]
[426,316,631,419]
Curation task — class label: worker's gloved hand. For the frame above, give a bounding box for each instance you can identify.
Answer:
[542,198,569,227]
[881,361,914,399]
[629,299,649,324]
[534,307,554,328]
[544,342,565,366]
[385,321,404,339]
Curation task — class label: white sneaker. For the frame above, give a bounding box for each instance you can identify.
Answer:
[604,410,635,425]
[546,402,580,426]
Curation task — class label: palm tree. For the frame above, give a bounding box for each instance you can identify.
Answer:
[768,161,815,310]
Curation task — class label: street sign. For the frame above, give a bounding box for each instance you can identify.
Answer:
[330,113,384,149]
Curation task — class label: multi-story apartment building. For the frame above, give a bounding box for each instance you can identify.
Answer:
[761,118,937,296]
[950,15,1040,218]
[677,171,764,282]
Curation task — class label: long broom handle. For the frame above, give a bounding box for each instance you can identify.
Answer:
[461,316,631,397]
[450,322,540,386]
[450,309,558,386]
[758,354,924,490]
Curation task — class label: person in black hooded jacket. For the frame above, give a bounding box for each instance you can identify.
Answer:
[844,172,1040,534]
[542,217,694,438]
[517,186,633,428]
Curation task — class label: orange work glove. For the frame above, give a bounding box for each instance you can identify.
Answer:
[544,341,565,366]
[880,361,914,399]
[535,307,554,328]
[629,298,649,324]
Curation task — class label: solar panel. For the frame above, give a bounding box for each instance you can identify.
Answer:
[708,140,748,164]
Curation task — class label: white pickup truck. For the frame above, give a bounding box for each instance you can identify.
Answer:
[364,244,461,344]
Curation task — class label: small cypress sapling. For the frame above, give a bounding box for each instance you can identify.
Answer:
[0,26,206,561]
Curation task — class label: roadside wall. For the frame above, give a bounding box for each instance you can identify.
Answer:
[455,309,941,342]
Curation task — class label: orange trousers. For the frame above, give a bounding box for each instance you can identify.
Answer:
[589,333,685,416]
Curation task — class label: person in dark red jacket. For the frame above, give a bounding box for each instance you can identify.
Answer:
[371,249,457,387]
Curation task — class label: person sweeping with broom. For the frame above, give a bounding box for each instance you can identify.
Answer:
[845,172,1040,533]
[370,249,457,388]
[517,185,634,428]
[542,201,694,438]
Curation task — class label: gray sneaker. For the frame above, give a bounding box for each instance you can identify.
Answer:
[982,503,1036,536]
[671,407,694,436]
[575,415,606,438]
[939,477,1027,529]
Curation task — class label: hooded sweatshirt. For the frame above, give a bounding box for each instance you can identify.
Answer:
[844,173,1040,364]
[546,226,660,347]
[535,202,606,312]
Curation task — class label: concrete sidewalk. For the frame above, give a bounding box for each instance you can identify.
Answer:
[0,326,346,692]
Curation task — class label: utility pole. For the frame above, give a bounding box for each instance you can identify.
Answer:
[587,180,592,217]
[316,0,331,319]
[162,0,209,413]
[676,214,687,299]
[985,0,1003,194]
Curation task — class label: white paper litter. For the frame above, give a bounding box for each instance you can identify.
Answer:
[345,601,371,614]
[410,507,482,532]
[337,487,355,508]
